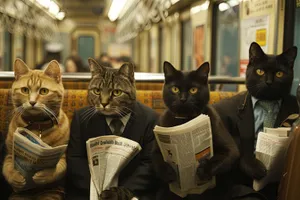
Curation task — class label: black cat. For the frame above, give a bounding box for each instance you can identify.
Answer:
[153,61,239,200]
[213,42,298,200]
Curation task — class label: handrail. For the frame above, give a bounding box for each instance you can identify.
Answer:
[0,72,246,84]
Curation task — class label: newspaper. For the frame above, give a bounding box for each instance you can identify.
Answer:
[13,127,67,191]
[86,135,142,200]
[153,114,215,198]
[253,127,291,191]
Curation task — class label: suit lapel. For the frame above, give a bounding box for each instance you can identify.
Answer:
[237,92,255,155]
[121,102,143,144]
[275,95,297,127]
[85,112,111,141]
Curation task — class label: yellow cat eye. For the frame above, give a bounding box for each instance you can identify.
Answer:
[256,69,265,76]
[39,88,49,95]
[112,89,123,96]
[171,86,180,94]
[21,87,29,94]
[189,87,198,94]
[93,88,101,95]
[276,71,284,78]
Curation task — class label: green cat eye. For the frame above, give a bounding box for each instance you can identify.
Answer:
[112,89,123,96]
[189,87,198,94]
[21,87,29,94]
[171,86,180,94]
[93,88,101,95]
[276,71,284,78]
[39,88,49,95]
[256,69,265,76]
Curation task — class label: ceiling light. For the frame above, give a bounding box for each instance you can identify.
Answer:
[56,11,65,20]
[108,0,127,22]
[49,1,59,15]
[219,3,230,11]
[36,0,51,9]
[171,0,180,5]
[190,1,209,14]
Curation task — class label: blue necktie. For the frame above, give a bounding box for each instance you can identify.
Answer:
[258,100,277,128]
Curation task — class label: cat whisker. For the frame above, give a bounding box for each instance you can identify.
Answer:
[82,108,97,123]
[38,105,59,124]
[84,109,97,127]
[81,107,96,117]
[80,106,95,117]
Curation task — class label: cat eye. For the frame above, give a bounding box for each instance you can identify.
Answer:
[21,87,29,94]
[171,86,180,94]
[276,71,284,78]
[256,69,265,76]
[112,89,123,96]
[93,88,101,95]
[39,88,49,95]
[189,87,198,94]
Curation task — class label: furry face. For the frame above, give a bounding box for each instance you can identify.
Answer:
[12,59,64,121]
[87,58,136,117]
[246,42,297,100]
[163,61,210,118]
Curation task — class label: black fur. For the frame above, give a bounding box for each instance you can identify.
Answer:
[240,42,298,181]
[246,42,297,100]
[153,61,239,199]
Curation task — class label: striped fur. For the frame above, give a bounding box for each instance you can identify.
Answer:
[87,58,136,118]
[3,59,69,200]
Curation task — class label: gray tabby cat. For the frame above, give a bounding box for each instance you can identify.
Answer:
[87,58,136,117]
[88,58,136,200]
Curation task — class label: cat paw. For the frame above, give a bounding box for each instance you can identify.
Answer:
[196,158,212,181]
[156,161,177,183]
[33,168,56,184]
[9,170,26,190]
[240,156,267,180]
[100,187,134,200]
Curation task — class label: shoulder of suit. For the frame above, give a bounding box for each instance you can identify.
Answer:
[213,91,247,107]
[135,101,159,118]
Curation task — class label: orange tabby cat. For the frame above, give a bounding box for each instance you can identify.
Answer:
[2,59,69,200]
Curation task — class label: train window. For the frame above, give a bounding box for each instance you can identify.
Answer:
[78,36,95,67]
[3,31,12,71]
[292,5,300,94]
[213,0,240,91]
[182,19,192,71]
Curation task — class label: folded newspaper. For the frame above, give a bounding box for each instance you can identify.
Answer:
[153,114,215,198]
[13,127,67,191]
[253,127,291,191]
[86,135,142,200]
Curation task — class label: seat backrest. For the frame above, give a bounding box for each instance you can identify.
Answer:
[0,89,236,134]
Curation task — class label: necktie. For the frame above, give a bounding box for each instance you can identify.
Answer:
[258,100,277,128]
[110,118,123,135]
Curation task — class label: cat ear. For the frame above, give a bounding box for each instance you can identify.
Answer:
[88,58,104,76]
[196,62,210,83]
[281,46,297,67]
[163,61,179,79]
[249,42,266,62]
[118,62,135,83]
[14,58,30,80]
[44,60,61,83]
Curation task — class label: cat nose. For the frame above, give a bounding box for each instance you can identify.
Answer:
[180,97,187,103]
[29,101,36,106]
[266,80,272,85]
[101,102,109,108]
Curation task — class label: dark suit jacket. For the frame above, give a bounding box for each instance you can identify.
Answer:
[65,101,159,200]
[213,91,299,199]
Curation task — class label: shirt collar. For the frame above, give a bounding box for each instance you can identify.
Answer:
[106,113,131,127]
[251,96,282,108]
